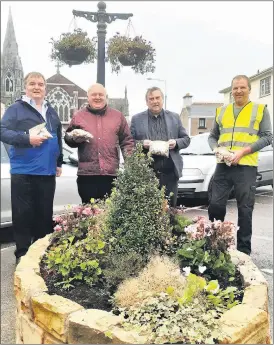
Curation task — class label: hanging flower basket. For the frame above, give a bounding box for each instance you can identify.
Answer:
[50,29,96,67]
[106,34,156,74]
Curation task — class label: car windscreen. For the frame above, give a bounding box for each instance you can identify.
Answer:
[180,134,213,155]
[1,142,10,163]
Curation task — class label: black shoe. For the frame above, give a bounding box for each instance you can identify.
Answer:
[15,257,21,266]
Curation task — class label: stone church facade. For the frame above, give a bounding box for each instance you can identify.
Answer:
[1,9,130,127]
[1,8,24,106]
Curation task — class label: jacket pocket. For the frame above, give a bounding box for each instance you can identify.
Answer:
[247,185,256,207]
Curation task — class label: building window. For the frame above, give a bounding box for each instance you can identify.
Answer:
[47,87,71,124]
[260,76,271,97]
[198,118,206,129]
[5,72,14,93]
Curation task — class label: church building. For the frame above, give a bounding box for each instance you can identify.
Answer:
[1,8,130,127]
[1,8,24,106]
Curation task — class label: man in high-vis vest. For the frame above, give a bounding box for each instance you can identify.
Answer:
[208,75,273,255]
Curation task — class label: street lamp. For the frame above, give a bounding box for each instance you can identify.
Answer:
[147,77,167,110]
[73,1,133,86]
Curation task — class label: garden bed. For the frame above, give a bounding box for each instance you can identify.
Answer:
[14,146,272,344]
[15,236,271,344]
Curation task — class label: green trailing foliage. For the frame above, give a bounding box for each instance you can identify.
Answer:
[119,292,222,344]
[106,34,156,74]
[50,29,96,67]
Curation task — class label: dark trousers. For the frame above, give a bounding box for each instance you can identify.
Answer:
[77,175,116,204]
[155,171,178,208]
[208,164,257,255]
[11,174,56,258]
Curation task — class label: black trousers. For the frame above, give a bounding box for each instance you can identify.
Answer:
[155,171,178,208]
[11,174,56,258]
[208,164,257,255]
[77,175,116,204]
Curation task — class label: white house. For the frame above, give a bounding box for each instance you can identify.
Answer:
[219,67,273,123]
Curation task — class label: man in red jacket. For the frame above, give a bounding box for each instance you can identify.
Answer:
[65,83,134,203]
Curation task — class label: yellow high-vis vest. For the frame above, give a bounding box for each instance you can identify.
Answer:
[216,102,265,166]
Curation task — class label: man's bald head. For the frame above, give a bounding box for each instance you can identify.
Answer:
[87,83,107,109]
[87,83,106,96]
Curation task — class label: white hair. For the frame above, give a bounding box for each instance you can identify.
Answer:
[87,83,106,95]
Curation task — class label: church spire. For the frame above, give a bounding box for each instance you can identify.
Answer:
[1,7,24,106]
[3,7,18,56]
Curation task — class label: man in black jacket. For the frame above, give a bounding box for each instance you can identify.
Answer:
[130,87,190,207]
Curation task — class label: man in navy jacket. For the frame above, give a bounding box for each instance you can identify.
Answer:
[0,71,63,263]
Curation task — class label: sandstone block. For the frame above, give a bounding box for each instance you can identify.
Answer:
[238,264,268,287]
[218,305,269,344]
[229,249,250,266]
[20,314,44,344]
[14,270,48,320]
[111,326,148,344]
[16,310,23,344]
[43,332,64,344]
[243,285,269,312]
[15,235,50,274]
[32,293,83,342]
[68,309,147,344]
[68,309,120,344]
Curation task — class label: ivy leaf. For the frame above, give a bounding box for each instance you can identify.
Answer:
[104,331,113,339]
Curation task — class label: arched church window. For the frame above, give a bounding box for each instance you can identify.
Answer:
[5,72,14,93]
[47,87,71,124]
[59,106,64,122]
[64,105,69,122]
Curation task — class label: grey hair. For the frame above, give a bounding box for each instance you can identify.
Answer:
[24,72,46,86]
[231,75,251,90]
[145,87,164,101]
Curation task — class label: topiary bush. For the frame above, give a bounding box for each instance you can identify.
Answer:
[105,143,171,257]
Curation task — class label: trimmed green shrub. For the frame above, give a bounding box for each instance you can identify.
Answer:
[105,144,170,257]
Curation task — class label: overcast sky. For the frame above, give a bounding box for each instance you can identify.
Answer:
[1,1,273,117]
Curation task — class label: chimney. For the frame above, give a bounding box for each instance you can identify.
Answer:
[183,93,193,108]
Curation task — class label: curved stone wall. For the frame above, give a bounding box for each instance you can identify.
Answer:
[14,236,271,344]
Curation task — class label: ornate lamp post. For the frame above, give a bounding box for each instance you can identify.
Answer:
[73,1,133,86]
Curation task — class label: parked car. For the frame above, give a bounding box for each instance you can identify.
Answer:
[0,141,81,228]
[178,133,273,200]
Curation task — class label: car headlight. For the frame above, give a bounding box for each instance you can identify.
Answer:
[182,168,203,176]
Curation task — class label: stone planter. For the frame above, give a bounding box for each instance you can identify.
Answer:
[14,236,272,344]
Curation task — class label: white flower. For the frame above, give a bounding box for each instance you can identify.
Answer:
[183,266,191,276]
[198,266,207,274]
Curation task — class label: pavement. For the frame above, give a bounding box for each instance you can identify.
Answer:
[1,186,273,344]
